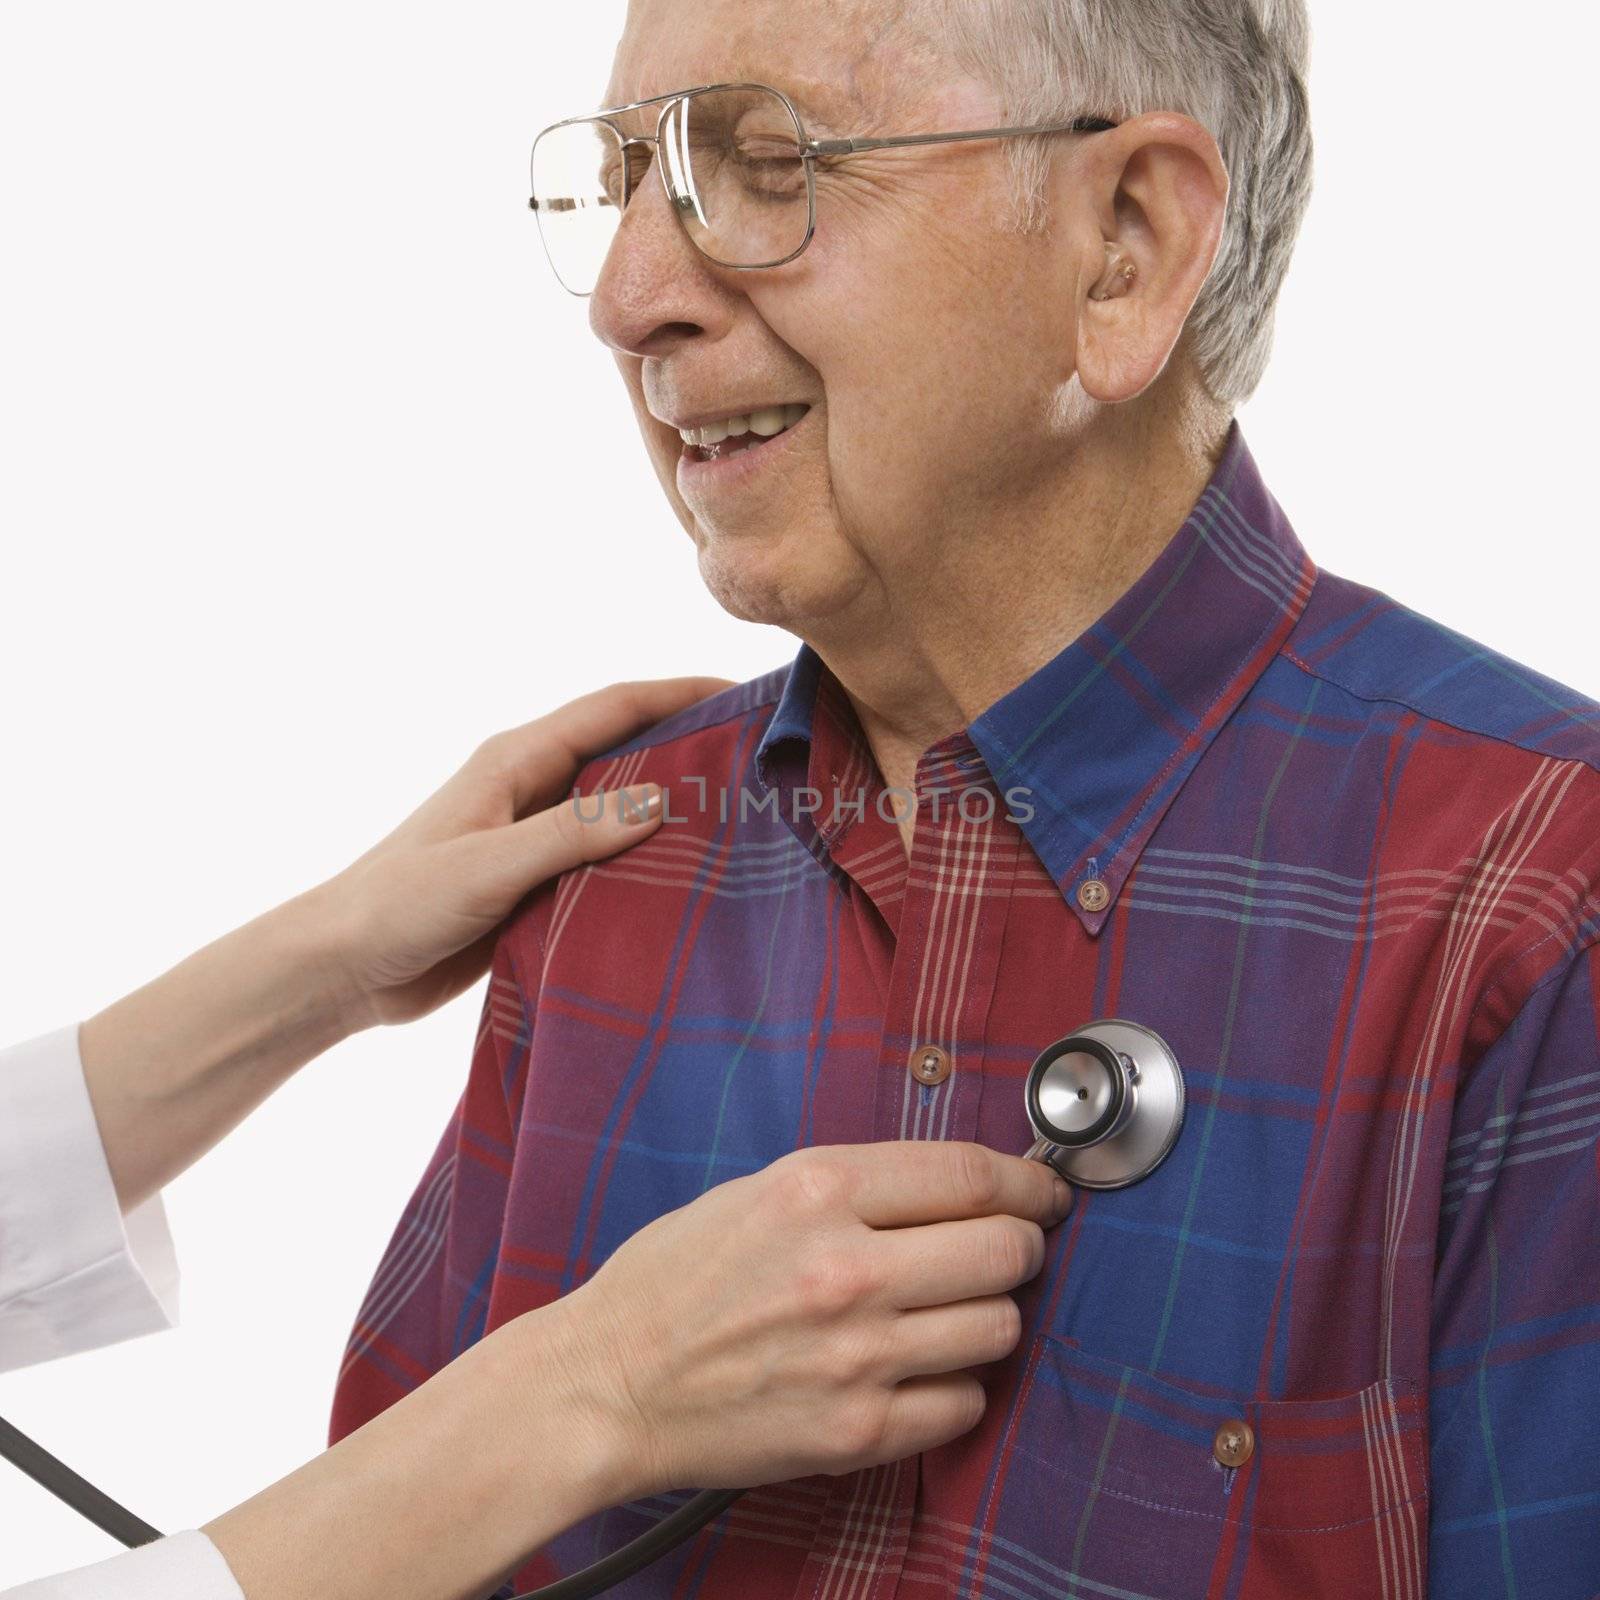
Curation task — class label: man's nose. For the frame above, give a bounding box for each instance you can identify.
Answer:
[588,152,728,358]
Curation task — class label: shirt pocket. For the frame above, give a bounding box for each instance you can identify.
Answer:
[1000,1332,1429,1600]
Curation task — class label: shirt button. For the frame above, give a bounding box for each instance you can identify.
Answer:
[1213,1419,1254,1469]
[909,1045,952,1085]
[1076,878,1110,912]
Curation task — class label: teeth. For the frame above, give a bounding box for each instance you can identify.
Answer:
[679,405,809,448]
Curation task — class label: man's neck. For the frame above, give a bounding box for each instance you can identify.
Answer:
[806,403,1232,855]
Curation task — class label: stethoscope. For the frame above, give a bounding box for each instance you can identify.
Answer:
[1020,1017,1186,1190]
[0,1019,1184,1600]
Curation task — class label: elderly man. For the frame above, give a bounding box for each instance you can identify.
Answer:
[333,1,1600,1596]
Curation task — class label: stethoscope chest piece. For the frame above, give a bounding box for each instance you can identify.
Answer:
[1024,1018,1185,1189]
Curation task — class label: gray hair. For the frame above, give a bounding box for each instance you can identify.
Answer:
[933,0,1313,408]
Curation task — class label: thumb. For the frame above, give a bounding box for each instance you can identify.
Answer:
[461,783,666,906]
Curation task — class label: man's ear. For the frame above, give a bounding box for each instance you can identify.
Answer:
[1068,111,1230,403]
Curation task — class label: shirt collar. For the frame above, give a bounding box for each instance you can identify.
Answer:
[754,421,1319,934]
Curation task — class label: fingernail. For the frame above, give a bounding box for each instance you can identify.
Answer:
[1051,1178,1074,1217]
[619,783,663,825]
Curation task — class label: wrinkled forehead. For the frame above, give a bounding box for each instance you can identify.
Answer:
[603,0,947,131]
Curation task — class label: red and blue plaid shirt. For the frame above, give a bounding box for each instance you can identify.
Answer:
[330,422,1600,1599]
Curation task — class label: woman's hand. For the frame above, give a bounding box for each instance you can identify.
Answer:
[548,1140,1076,1502]
[310,676,731,1031]
[207,1142,1071,1600]
[79,675,731,1210]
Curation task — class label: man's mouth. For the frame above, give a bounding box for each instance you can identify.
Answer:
[678,404,810,463]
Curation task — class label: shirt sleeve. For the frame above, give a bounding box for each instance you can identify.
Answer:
[328,934,531,1443]
[0,1529,245,1600]
[0,1024,180,1374]
[1428,937,1600,1598]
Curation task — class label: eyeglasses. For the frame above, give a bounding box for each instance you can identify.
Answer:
[528,80,1118,297]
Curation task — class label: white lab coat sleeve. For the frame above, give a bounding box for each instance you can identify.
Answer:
[0,1029,247,1600]
[0,1530,245,1600]
[0,1024,180,1374]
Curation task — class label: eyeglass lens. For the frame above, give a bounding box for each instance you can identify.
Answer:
[530,86,811,294]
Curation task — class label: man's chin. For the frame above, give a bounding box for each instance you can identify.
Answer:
[694,533,847,633]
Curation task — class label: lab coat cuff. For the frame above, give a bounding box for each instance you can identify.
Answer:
[0,1024,180,1375]
[0,1529,246,1600]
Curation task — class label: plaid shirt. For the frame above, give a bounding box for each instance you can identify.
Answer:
[330,422,1600,1599]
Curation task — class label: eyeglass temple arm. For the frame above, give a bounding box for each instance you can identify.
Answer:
[806,116,1116,158]
[525,115,1119,207]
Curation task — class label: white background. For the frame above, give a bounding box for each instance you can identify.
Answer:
[1,1,1596,1586]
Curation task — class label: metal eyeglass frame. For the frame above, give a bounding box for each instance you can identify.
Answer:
[528,80,1120,296]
